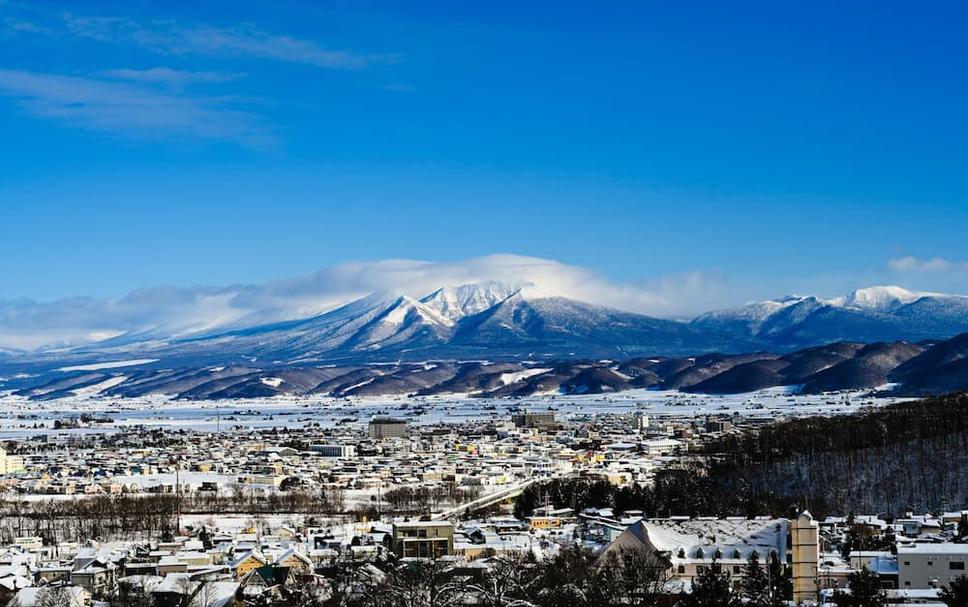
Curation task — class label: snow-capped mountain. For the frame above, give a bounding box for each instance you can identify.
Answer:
[692,286,968,348]
[419,281,519,322]
[4,282,747,368]
[828,285,931,311]
[177,282,738,363]
[3,283,967,371]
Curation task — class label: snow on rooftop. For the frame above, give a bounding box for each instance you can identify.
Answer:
[645,517,788,560]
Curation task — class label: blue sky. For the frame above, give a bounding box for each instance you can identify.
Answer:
[1,0,967,313]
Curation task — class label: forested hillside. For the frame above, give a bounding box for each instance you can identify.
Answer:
[517,393,968,519]
[703,393,968,516]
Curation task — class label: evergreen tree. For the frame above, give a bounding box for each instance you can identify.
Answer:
[739,553,770,606]
[767,554,792,603]
[680,560,741,607]
[832,567,885,607]
[940,575,968,607]
[738,553,788,607]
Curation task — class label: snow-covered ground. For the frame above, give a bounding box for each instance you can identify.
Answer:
[0,387,912,439]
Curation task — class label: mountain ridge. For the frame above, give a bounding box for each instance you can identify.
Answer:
[2,283,967,369]
[4,333,966,401]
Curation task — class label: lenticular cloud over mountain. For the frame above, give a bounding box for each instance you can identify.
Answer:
[0,254,708,350]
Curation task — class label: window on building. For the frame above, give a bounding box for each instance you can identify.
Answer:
[904,561,910,566]
[951,562,966,571]
[904,581,910,586]
[733,566,741,573]
[678,565,685,574]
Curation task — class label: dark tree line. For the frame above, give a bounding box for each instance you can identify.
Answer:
[518,394,968,519]
[0,493,179,544]
[382,484,483,512]
[700,393,968,517]
[0,487,345,544]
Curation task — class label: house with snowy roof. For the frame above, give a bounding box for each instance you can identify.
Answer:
[228,550,265,580]
[599,512,820,603]
[272,548,313,576]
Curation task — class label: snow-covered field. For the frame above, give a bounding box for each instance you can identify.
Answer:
[0,387,912,439]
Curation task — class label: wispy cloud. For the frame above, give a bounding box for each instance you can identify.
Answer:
[889,256,968,273]
[0,68,269,145]
[0,9,398,144]
[0,255,726,350]
[63,15,399,69]
[96,67,245,86]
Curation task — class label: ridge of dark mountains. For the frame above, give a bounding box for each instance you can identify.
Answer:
[889,333,968,395]
[4,333,967,401]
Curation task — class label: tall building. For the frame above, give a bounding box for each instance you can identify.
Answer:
[0,448,25,475]
[791,511,820,603]
[511,412,556,431]
[309,444,357,458]
[368,418,407,439]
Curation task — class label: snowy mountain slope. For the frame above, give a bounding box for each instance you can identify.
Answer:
[2,283,967,370]
[5,283,747,367]
[419,282,519,322]
[692,286,968,348]
[829,285,929,311]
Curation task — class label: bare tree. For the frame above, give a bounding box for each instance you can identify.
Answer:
[36,586,80,607]
[465,555,540,607]
[362,558,468,607]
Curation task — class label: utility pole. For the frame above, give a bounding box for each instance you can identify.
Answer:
[175,458,181,533]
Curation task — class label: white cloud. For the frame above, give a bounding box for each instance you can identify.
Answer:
[0,254,725,350]
[0,69,269,144]
[62,15,399,70]
[889,256,968,273]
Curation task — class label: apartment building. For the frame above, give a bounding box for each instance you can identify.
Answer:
[391,521,454,559]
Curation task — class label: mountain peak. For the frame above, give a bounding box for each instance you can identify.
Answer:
[419,281,520,321]
[829,285,926,311]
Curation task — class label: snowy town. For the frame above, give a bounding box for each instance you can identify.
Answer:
[0,398,964,607]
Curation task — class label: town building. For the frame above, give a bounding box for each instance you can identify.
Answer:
[511,412,556,431]
[897,543,968,589]
[368,418,408,439]
[391,521,454,559]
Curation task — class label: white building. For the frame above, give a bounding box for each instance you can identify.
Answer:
[898,542,968,589]
[0,448,25,475]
